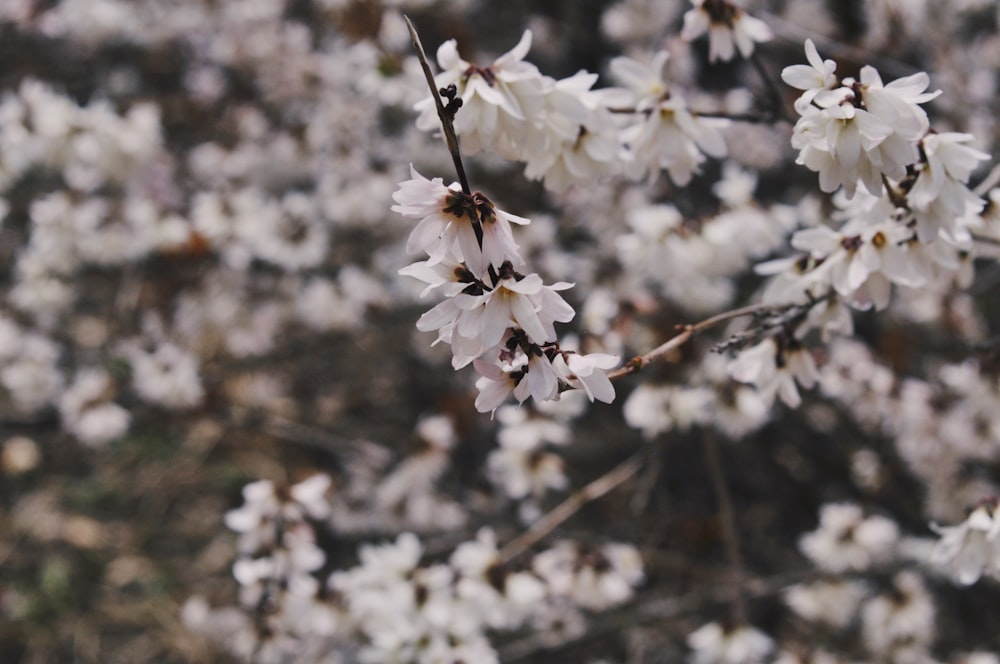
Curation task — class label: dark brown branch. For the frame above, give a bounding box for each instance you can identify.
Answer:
[404,16,472,195]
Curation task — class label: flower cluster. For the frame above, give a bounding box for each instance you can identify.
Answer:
[784,39,942,200]
[413,22,781,190]
[609,50,729,185]
[415,31,621,192]
[394,166,619,412]
[189,484,644,664]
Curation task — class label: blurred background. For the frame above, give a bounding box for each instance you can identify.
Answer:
[1,0,1000,662]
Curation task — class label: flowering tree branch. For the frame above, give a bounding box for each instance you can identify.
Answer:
[607,301,782,380]
[404,15,472,196]
[498,451,645,563]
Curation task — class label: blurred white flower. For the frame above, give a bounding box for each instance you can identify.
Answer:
[687,622,774,664]
[680,0,773,63]
[610,52,728,185]
[931,500,1000,585]
[861,571,936,662]
[800,503,900,573]
[729,336,819,408]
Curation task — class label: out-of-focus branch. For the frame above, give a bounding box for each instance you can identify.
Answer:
[498,451,644,564]
[701,428,747,626]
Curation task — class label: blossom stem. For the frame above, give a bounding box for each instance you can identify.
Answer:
[404,16,472,196]
[498,452,644,563]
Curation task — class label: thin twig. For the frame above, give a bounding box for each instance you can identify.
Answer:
[748,49,794,125]
[701,428,747,626]
[608,106,782,124]
[607,301,777,380]
[404,15,471,195]
[498,452,645,563]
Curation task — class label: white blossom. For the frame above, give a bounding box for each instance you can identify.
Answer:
[800,503,900,573]
[931,500,1000,585]
[687,622,774,664]
[729,336,819,408]
[680,0,773,63]
[415,30,547,159]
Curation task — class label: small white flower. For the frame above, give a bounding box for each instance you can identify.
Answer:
[415,30,547,159]
[800,503,900,573]
[931,500,1000,585]
[854,66,939,143]
[781,39,839,111]
[784,580,869,629]
[393,165,528,278]
[861,571,935,662]
[729,336,819,408]
[553,350,620,404]
[680,0,773,63]
[791,220,921,310]
[610,52,728,185]
[687,622,774,664]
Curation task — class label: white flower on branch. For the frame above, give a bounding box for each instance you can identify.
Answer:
[781,39,838,111]
[415,30,546,160]
[931,499,1000,585]
[729,335,819,409]
[861,571,936,663]
[785,40,940,199]
[610,52,728,185]
[523,72,622,192]
[532,540,643,611]
[784,580,870,629]
[908,132,989,242]
[552,349,620,404]
[680,0,773,63]
[791,220,922,311]
[392,165,528,278]
[790,96,896,199]
[58,367,130,447]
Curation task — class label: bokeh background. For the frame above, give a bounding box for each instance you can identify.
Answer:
[2,0,1000,662]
